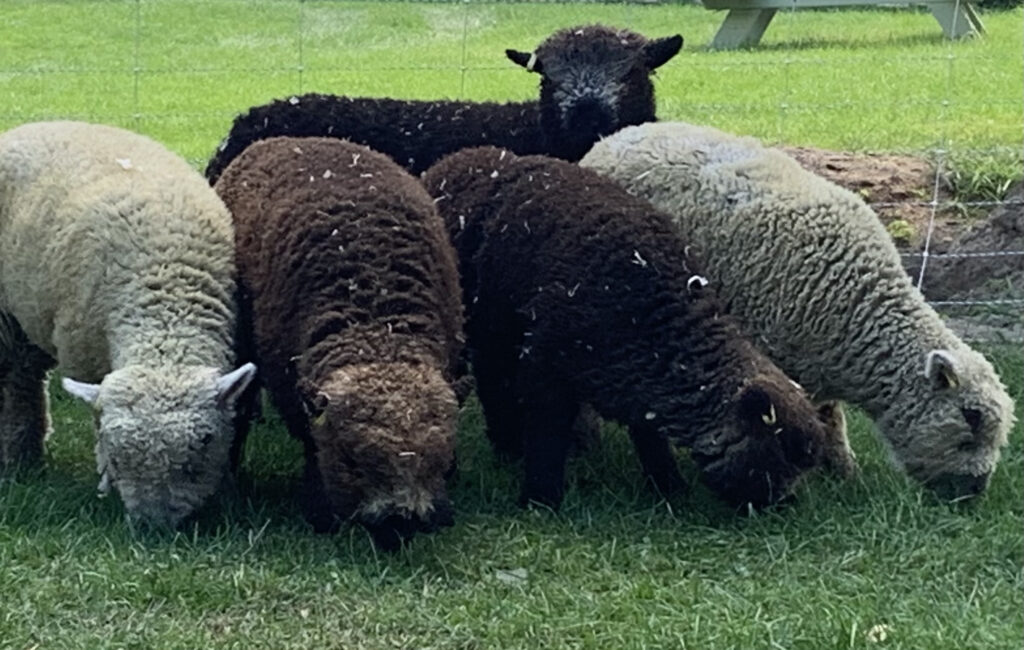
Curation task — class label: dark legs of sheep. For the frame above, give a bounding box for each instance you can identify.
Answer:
[517,372,579,510]
[472,345,525,458]
[0,332,55,472]
[627,423,686,497]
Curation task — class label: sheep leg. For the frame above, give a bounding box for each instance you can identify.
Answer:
[302,440,340,534]
[229,284,261,472]
[0,323,55,471]
[627,423,686,497]
[472,345,526,458]
[517,370,579,510]
[816,400,858,478]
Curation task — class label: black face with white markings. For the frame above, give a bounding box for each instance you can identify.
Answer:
[507,25,683,161]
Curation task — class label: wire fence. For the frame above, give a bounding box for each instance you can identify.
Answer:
[1,0,1021,349]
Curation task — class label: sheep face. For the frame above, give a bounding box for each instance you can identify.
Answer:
[690,378,826,509]
[62,363,256,529]
[507,25,682,160]
[304,362,457,551]
[882,349,1015,501]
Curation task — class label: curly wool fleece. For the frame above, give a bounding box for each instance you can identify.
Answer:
[204,24,681,182]
[215,137,463,551]
[422,146,830,510]
[581,121,1016,499]
[0,121,255,528]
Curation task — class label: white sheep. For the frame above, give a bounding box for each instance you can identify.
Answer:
[581,121,1016,500]
[0,121,255,527]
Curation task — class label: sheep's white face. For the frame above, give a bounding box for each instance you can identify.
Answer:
[882,349,1015,500]
[62,363,255,528]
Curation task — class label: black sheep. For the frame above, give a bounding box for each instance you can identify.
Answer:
[422,147,829,510]
[204,25,682,182]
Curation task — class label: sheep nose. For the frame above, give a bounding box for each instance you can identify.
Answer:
[361,513,421,552]
[566,98,614,134]
[419,498,454,533]
[928,472,991,501]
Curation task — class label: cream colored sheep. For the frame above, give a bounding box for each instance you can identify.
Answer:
[581,122,1016,500]
[0,121,255,527]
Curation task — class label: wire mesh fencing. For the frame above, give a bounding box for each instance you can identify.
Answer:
[1,0,1021,363]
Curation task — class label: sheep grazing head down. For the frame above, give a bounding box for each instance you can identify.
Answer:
[688,376,827,509]
[506,25,683,160]
[883,349,1015,501]
[302,362,458,551]
[62,363,256,529]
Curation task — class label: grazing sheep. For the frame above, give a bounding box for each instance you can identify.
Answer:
[422,147,829,510]
[215,137,463,550]
[581,122,1017,499]
[0,121,256,528]
[203,24,682,182]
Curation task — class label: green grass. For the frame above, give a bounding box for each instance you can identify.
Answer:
[1,2,1022,648]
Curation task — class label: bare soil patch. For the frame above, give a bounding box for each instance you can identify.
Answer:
[778,147,1023,338]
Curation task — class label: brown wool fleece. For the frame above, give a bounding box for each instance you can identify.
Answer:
[215,137,463,544]
[422,147,829,510]
[204,25,681,183]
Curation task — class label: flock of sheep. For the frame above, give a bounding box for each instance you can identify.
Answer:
[0,25,1015,550]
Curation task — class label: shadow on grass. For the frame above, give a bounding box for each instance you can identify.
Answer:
[701,31,948,55]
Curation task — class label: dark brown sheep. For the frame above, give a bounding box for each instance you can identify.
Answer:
[422,147,829,510]
[215,137,463,550]
[203,25,682,183]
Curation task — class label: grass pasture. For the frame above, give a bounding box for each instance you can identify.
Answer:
[1,1,1023,648]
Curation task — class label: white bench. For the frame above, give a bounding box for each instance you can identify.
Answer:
[704,0,985,49]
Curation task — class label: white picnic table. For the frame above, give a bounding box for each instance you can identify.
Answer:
[704,0,985,49]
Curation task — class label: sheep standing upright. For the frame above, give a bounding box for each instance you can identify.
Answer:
[0,121,256,528]
[215,137,463,550]
[581,122,1017,499]
[204,24,682,182]
[422,147,829,510]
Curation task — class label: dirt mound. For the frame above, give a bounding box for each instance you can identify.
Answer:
[779,147,1022,340]
[920,181,1024,302]
[780,146,957,254]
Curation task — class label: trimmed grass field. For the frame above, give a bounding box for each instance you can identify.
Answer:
[1,2,1022,648]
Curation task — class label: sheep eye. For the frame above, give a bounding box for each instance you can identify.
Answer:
[200,434,214,446]
[961,407,983,434]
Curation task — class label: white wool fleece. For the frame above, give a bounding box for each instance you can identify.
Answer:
[581,122,1015,488]
[0,121,254,527]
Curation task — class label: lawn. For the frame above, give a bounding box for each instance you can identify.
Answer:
[1,1,1022,648]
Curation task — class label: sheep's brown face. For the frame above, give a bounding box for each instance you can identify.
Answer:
[303,363,458,551]
[690,378,826,509]
[506,25,683,161]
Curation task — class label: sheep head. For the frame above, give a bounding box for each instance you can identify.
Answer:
[506,24,682,161]
[879,348,1015,501]
[690,376,827,509]
[301,362,457,551]
[62,362,256,529]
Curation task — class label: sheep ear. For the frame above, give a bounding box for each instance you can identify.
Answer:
[924,350,960,391]
[643,35,683,70]
[506,49,543,74]
[62,377,101,404]
[216,363,257,407]
[737,384,777,430]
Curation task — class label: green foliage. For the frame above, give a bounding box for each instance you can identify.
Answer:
[976,0,1023,10]
[946,148,1024,204]
[886,218,916,244]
